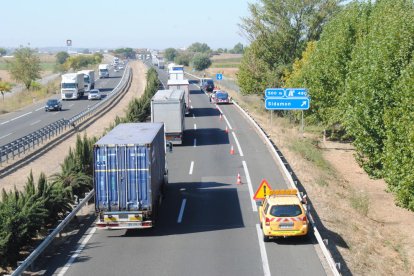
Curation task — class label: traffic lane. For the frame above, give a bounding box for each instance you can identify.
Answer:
[0,70,122,146]
[217,104,326,275]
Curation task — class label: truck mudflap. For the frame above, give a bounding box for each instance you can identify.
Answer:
[96,212,153,229]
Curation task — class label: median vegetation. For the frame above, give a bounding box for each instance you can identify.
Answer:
[0,67,159,269]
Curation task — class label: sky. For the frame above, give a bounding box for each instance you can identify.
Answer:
[1,0,254,50]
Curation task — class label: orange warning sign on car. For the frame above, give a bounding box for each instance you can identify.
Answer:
[253,179,273,200]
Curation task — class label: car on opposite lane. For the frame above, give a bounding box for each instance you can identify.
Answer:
[45,99,62,112]
[88,89,102,100]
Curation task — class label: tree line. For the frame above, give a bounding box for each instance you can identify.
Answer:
[0,68,160,269]
[237,0,414,210]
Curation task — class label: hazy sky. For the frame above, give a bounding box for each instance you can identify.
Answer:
[1,0,254,50]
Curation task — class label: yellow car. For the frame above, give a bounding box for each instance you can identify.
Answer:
[258,189,309,242]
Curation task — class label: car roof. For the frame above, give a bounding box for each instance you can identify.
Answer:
[266,195,301,205]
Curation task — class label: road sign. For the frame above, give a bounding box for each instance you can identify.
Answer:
[265,88,307,98]
[253,179,273,200]
[66,39,72,47]
[265,97,310,110]
[216,73,223,80]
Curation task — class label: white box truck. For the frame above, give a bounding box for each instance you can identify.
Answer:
[78,70,95,91]
[151,90,186,145]
[99,64,110,78]
[167,79,190,115]
[61,73,85,100]
[168,64,184,80]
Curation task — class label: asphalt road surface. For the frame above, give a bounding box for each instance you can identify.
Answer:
[36,62,327,276]
[0,67,124,146]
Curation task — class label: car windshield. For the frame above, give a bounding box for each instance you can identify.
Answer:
[47,100,58,104]
[61,83,76,89]
[206,80,214,85]
[90,91,98,94]
[269,205,302,217]
[216,92,228,99]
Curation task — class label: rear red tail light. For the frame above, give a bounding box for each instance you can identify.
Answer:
[265,217,271,226]
[301,216,307,222]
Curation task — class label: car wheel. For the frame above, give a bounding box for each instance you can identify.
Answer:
[263,233,270,243]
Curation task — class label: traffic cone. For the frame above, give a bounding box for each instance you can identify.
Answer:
[219,113,223,120]
[230,145,235,155]
[225,126,229,133]
[236,173,242,185]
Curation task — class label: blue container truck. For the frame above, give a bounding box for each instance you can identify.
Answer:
[94,123,167,229]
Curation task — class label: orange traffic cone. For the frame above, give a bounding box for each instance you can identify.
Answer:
[219,113,223,120]
[236,173,242,185]
[230,145,235,155]
[225,126,229,133]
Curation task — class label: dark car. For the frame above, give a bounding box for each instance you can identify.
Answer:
[45,99,62,112]
[202,79,215,92]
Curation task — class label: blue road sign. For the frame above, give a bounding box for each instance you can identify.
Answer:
[265,97,310,110]
[265,88,308,98]
[216,73,223,80]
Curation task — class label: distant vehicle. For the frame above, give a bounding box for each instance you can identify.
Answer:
[61,73,85,100]
[258,189,309,242]
[45,99,62,111]
[94,123,168,230]
[118,65,124,70]
[211,90,231,104]
[78,70,95,91]
[202,79,214,92]
[200,78,212,87]
[88,89,101,100]
[99,64,110,78]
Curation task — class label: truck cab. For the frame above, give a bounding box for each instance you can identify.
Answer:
[99,64,110,78]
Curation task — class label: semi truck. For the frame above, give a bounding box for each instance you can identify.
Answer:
[61,73,85,100]
[167,79,190,114]
[94,123,168,230]
[78,69,95,91]
[99,64,110,78]
[151,90,186,145]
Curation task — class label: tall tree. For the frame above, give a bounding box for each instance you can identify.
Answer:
[191,53,212,71]
[56,51,69,65]
[187,42,211,53]
[7,47,41,90]
[0,48,6,56]
[164,48,178,61]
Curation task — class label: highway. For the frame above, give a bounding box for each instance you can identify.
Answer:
[40,63,327,276]
[0,67,124,147]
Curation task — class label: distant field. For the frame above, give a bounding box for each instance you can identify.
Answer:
[208,54,242,79]
[0,54,56,71]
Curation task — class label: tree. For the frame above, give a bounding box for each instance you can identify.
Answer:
[174,52,192,66]
[187,42,211,53]
[56,51,69,65]
[0,81,12,101]
[0,48,6,56]
[191,53,212,71]
[7,47,41,90]
[164,48,178,61]
[114,48,135,59]
[230,43,244,54]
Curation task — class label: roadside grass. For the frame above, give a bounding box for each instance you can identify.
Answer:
[349,189,370,216]
[0,79,60,114]
[211,63,240,68]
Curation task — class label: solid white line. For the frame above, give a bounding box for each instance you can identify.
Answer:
[193,138,197,147]
[256,224,271,276]
[189,161,194,174]
[30,120,41,126]
[0,120,10,125]
[35,107,44,111]
[57,227,97,276]
[9,111,32,122]
[194,124,197,130]
[177,199,187,223]
[223,115,233,130]
[232,132,244,157]
[243,161,257,212]
[0,133,12,140]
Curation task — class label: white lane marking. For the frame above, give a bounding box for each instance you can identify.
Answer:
[4,111,33,125]
[223,115,233,130]
[0,120,10,125]
[68,104,75,107]
[232,132,244,157]
[189,161,194,175]
[191,105,194,109]
[217,105,223,113]
[193,138,197,147]
[194,124,197,130]
[0,133,12,140]
[256,224,271,276]
[35,107,44,111]
[177,199,187,223]
[193,113,195,119]
[57,227,97,276]
[242,161,257,212]
[30,120,41,126]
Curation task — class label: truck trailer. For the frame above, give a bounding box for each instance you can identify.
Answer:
[167,79,190,114]
[78,69,95,91]
[151,90,186,145]
[94,123,168,230]
[61,73,85,100]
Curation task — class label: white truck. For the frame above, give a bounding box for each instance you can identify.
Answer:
[99,64,110,78]
[78,70,95,91]
[167,79,190,115]
[151,89,186,145]
[61,73,85,100]
[168,64,184,80]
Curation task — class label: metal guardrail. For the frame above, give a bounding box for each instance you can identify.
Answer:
[186,71,341,276]
[0,66,131,166]
[11,191,94,276]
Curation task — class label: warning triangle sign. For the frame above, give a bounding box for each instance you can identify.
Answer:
[253,179,273,200]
